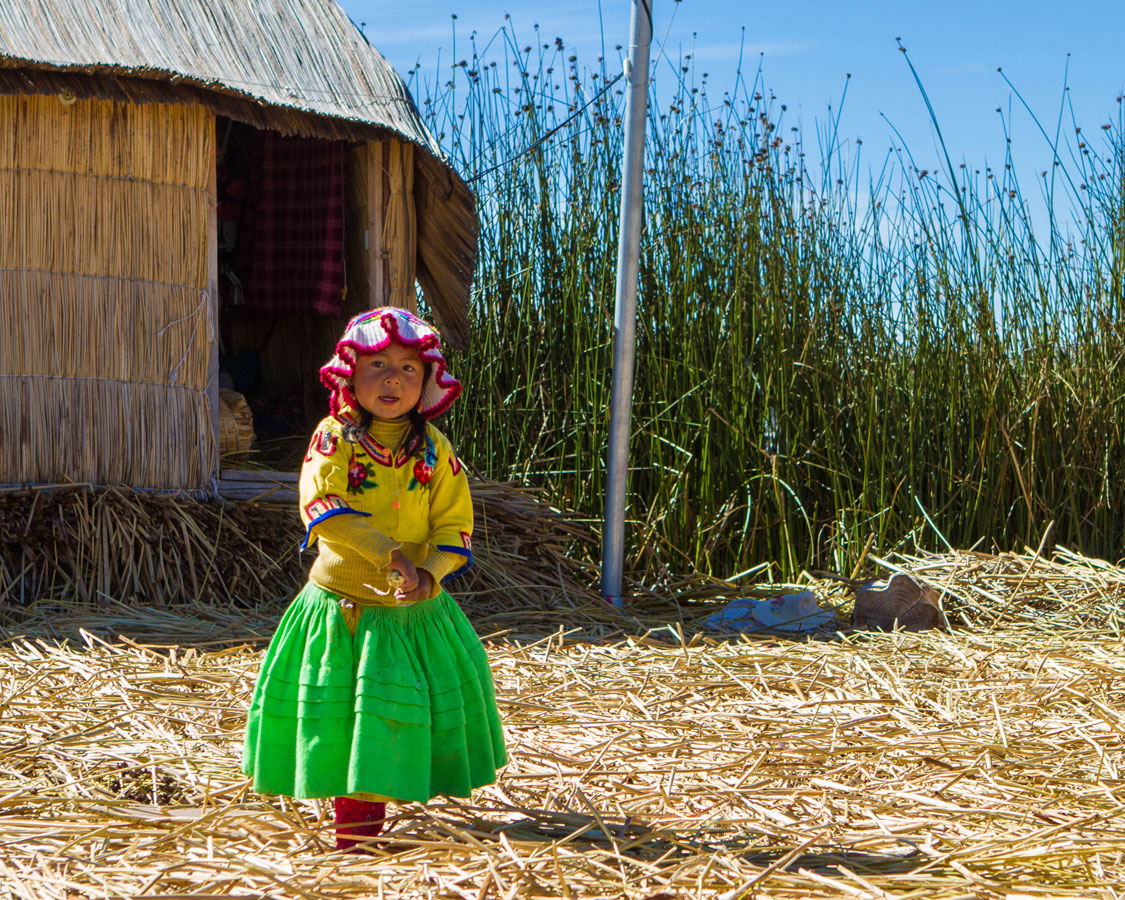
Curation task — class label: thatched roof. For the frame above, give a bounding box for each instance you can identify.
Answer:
[0,0,475,344]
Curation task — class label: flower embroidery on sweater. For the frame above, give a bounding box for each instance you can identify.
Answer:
[347,457,376,494]
[408,437,438,491]
[413,458,434,486]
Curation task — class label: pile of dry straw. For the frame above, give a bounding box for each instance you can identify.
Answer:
[1,533,1123,898]
[0,479,598,611]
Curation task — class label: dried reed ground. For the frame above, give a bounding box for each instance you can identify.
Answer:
[1,551,1123,899]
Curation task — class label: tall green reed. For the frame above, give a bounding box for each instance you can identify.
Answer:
[408,28,1125,584]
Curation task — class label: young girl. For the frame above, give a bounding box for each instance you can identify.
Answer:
[242,307,507,851]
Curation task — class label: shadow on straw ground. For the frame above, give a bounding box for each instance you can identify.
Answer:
[477,813,928,876]
[281,805,931,879]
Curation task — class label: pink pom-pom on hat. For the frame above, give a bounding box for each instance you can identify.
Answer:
[320,307,462,419]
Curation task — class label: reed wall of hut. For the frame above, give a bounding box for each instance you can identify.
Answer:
[0,94,217,490]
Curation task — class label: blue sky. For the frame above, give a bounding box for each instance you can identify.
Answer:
[339,1,1124,200]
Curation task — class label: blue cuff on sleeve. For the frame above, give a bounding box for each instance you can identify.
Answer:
[300,507,370,551]
[435,545,474,579]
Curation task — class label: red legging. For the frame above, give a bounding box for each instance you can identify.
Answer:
[334,796,386,851]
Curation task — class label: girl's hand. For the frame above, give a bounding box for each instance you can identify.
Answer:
[388,550,419,593]
[395,569,433,604]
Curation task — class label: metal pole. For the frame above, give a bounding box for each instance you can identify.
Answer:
[601,0,653,608]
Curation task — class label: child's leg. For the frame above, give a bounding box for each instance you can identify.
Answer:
[334,796,386,851]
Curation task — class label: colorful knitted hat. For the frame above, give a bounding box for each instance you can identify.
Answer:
[320,307,462,418]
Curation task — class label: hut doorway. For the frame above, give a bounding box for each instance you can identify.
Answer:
[214,118,365,474]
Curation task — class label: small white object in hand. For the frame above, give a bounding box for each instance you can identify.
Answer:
[366,569,407,597]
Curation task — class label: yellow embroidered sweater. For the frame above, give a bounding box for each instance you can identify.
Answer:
[299,414,473,605]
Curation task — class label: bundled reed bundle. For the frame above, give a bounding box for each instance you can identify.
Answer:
[458,479,598,613]
[0,485,304,607]
[0,478,601,611]
[218,389,255,461]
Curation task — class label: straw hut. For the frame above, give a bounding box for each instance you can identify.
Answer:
[0,0,477,494]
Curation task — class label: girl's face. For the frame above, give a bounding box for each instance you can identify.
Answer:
[351,343,425,419]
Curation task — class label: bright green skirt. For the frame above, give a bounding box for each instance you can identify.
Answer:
[242,582,507,802]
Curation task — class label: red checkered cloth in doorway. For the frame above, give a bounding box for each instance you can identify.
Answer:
[241,132,346,316]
